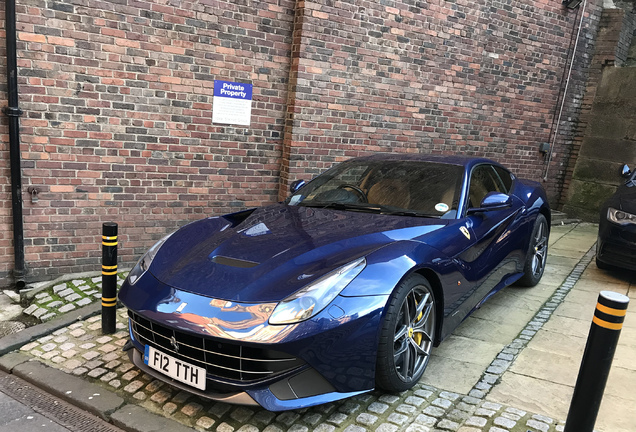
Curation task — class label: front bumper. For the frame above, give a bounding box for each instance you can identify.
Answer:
[119,273,388,411]
[127,348,259,405]
[597,221,636,271]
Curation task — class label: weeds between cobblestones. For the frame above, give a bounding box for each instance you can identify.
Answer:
[21,273,128,323]
[13,241,598,431]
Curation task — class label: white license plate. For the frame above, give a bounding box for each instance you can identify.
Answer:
[144,345,206,391]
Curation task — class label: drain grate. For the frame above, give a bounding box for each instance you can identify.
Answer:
[0,321,26,337]
[0,371,124,432]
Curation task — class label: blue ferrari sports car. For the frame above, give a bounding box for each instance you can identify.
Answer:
[119,154,550,411]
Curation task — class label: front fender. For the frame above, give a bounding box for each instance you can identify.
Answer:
[340,240,457,298]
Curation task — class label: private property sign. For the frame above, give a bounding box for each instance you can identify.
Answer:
[212,80,253,126]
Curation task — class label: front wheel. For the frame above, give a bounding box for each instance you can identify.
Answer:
[517,213,548,287]
[376,274,436,392]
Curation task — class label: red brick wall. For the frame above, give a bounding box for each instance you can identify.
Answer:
[0,0,294,284]
[0,0,605,287]
[281,0,602,198]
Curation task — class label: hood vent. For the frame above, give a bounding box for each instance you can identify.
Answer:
[211,255,260,268]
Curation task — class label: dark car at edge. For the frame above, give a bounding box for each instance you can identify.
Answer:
[596,164,636,271]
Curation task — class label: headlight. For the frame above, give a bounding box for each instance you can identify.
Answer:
[127,232,175,285]
[269,257,366,325]
[607,207,636,226]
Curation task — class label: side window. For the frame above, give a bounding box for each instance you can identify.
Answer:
[493,166,513,193]
[468,165,504,207]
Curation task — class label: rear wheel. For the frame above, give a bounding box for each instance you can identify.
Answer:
[517,214,548,287]
[376,274,436,392]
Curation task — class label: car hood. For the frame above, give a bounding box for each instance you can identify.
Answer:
[149,204,445,302]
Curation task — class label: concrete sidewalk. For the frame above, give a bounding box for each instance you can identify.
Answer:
[0,222,633,432]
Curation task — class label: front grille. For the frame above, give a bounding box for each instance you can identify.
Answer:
[618,229,636,243]
[128,311,304,383]
[600,241,636,267]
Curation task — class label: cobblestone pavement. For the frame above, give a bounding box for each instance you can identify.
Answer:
[16,310,567,432]
[8,223,634,432]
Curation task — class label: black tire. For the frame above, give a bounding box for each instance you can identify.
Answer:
[376,274,436,392]
[517,213,549,287]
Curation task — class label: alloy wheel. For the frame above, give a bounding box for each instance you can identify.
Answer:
[532,219,548,278]
[392,285,435,382]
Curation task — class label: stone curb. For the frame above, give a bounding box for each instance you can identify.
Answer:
[111,404,196,432]
[12,358,125,421]
[0,303,100,356]
[0,352,203,432]
[0,351,31,372]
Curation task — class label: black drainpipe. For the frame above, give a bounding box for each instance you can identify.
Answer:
[4,0,26,290]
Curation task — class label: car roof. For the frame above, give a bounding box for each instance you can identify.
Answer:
[345,153,505,170]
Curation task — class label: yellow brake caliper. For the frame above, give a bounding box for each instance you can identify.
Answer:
[413,299,423,345]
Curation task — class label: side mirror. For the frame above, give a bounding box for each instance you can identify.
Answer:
[621,164,632,179]
[289,179,306,194]
[468,192,512,214]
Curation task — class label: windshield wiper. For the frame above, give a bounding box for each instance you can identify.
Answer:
[299,202,437,218]
[382,209,438,218]
[299,202,383,213]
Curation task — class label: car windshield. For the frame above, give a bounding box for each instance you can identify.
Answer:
[287,159,464,219]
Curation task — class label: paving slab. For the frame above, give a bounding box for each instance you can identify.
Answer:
[487,372,573,421]
[604,366,636,401]
[548,246,589,259]
[551,239,595,253]
[523,329,586,356]
[581,266,634,283]
[564,286,629,305]
[421,356,485,394]
[502,284,559,304]
[597,393,636,432]
[541,254,580,269]
[453,316,527,345]
[614,338,636,370]
[509,347,580,387]
[542,314,591,338]
[478,289,549,312]
[528,269,570,287]
[432,335,503,368]
[572,278,631,292]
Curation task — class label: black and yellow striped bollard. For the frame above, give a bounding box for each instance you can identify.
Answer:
[564,290,629,432]
[102,222,118,334]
